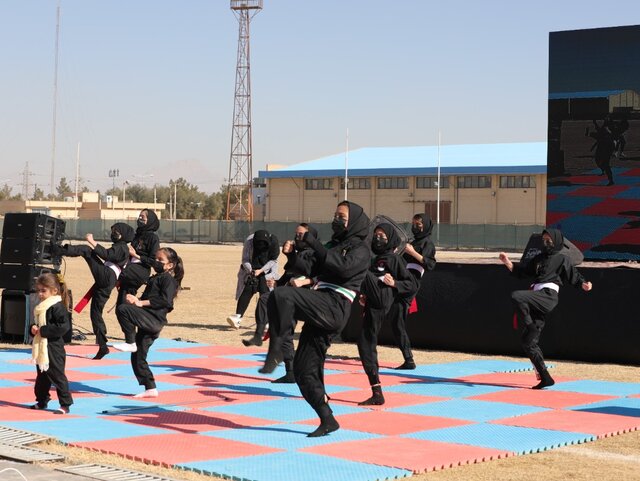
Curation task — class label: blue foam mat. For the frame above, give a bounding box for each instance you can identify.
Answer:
[179,451,412,481]
[571,397,640,417]
[385,380,507,398]
[403,423,595,454]
[390,399,548,422]
[203,422,380,450]
[69,379,199,397]
[202,397,364,423]
[0,417,171,443]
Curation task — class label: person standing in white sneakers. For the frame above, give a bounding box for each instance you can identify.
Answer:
[112,247,184,398]
[228,230,279,329]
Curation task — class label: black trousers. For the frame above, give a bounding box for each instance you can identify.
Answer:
[117,264,151,305]
[389,272,420,362]
[116,304,165,390]
[34,343,73,408]
[268,288,350,415]
[66,245,117,348]
[511,288,558,374]
[256,289,296,371]
[236,275,269,317]
[358,272,396,386]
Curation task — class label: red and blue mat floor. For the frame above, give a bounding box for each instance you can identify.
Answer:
[2,339,640,480]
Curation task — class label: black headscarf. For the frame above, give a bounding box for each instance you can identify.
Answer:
[373,222,400,255]
[332,201,370,243]
[252,230,272,267]
[413,213,434,240]
[111,222,135,243]
[542,228,564,254]
[136,209,160,235]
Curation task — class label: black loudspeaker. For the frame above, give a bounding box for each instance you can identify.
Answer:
[0,290,35,342]
[0,237,53,265]
[0,265,58,291]
[2,213,65,242]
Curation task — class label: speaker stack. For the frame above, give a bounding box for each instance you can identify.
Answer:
[0,213,66,342]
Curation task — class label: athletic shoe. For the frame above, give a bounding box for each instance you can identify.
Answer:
[54,406,69,415]
[133,388,158,398]
[227,315,242,329]
[110,342,138,353]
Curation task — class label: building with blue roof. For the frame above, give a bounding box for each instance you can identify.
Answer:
[257,141,547,224]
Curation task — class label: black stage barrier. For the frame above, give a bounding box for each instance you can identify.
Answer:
[342,263,640,365]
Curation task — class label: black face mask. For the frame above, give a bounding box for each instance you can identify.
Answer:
[153,260,164,273]
[137,218,146,228]
[543,239,554,254]
[371,236,388,255]
[295,239,310,252]
[111,232,121,243]
[331,217,347,235]
[411,225,422,236]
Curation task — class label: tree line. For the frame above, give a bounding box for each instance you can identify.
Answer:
[0,177,240,220]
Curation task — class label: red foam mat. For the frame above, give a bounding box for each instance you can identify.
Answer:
[494,409,640,437]
[301,436,511,473]
[329,388,448,409]
[73,432,282,464]
[470,388,616,409]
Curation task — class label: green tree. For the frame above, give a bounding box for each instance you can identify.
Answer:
[56,177,72,200]
[32,185,46,200]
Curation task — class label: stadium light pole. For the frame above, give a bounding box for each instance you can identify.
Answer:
[437,131,441,244]
[344,128,349,201]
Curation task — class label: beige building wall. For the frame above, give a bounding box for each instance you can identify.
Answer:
[266,174,548,224]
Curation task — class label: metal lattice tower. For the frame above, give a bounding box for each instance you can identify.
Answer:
[226,0,262,221]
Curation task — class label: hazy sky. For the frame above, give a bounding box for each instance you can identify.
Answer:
[0,1,638,195]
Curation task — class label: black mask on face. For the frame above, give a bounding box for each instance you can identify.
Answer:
[153,260,165,273]
[543,239,554,254]
[295,239,310,252]
[411,225,422,236]
[111,231,121,243]
[137,218,146,228]
[331,217,347,235]
[371,236,388,255]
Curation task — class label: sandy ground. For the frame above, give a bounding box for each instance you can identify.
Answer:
[2,243,640,481]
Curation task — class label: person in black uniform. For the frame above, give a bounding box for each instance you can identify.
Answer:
[499,228,592,389]
[30,273,74,414]
[246,224,320,384]
[118,209,161,305]
[357,223,413,405]
[112,247,184,398]
[228,230,280,329]
[390,213,437,370]
[57,223,135,359]
[260,201,370,437]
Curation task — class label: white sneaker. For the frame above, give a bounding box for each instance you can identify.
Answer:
[133,388,158,398]
[227,315,242,329]
[111,342,138,353]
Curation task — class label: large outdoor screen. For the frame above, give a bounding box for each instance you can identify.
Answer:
[547,25,640,260]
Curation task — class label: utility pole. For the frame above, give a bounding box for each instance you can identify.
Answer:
[21,162,35,200]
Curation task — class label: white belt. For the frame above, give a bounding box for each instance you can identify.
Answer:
[532,282,559,293]
[105,261,123,279]
[313,281,357,302]
[406,263,425,277]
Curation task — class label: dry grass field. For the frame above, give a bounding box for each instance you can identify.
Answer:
[2,243,640,481]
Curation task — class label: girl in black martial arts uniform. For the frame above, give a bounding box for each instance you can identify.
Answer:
[358,223,413,405]
[118,209,161,305]
[112,247,184,398]
[30,273,74,414]
[57,223,135,359]
[499,228,592,389]
[261,201,370,437]
[389,213,437,370]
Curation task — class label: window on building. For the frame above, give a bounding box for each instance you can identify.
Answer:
[456,176,492,188]
[377,177,408,189]
[499,176,536,188]
[304,178,333,190]
[340,178,371,189]
[416,176,450,189]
